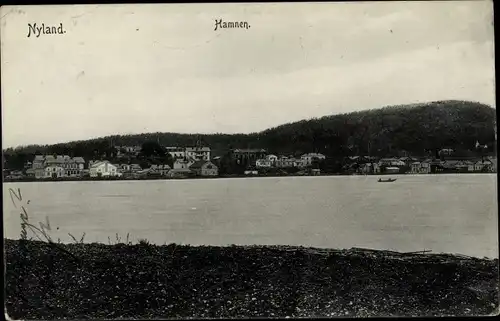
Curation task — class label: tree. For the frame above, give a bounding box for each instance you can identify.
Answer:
[3,100,495,164]
[140,141,166,158]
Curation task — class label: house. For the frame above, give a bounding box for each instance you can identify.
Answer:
[44,165,65,178]
[255,154,278,168]
[429,159,445,173]
[385,167,400,174]
[89,161,121,177]
[276,156,296,168]
[488,157,497,172]
[311,169,321,176]
[149,164,171,176]
[378,158,405,167]
[410,161,431,174]
[410,162,421,174]
[474,159,493,172]
[166,169,191,178]
[294,158,308,168]
[399,156,417,165]
[32,155,45,169]
[441,160,462,172]
[347,156,373,164]
[120,164,131,172]
[167,147,187,159]
[438,149,454,156]
[463,160,475,172]
[301,153,326,166]
[185,147,211,161]
[167,147,211,161]
[116,145,141,156]
[189,160,218,176]
[231,149,267,163]
[134,169,152,178]
[359,163,373,174]
[32,155,85,178]
[130,164,142,172]
[25,168,36,177]
[256,159,272,168]
[174,158,195,170]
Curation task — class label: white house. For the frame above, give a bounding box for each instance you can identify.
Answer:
[410,161,431,174]
[89,161,121,177]
[167,147,186,159]
[173,158,194,170]
[294,158,308,168]
[276,156,295,168]
[167,147,211,161]
[256,159,272,168]
[185,147,211,161]
[44,166,65,178]
[301,153,326,166]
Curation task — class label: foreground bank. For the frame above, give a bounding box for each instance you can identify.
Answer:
[4,239,499,319]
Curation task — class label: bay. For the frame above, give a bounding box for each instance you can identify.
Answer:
[3,174,498,258]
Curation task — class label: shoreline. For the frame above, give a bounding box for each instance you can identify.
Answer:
[3,171,495,183]
[5,239,499,318]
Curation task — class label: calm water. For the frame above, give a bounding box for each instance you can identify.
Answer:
[3,174,498,258]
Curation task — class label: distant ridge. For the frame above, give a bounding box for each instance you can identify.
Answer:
[4,100,496,159]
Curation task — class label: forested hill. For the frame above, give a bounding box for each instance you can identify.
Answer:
[4,100,496,161]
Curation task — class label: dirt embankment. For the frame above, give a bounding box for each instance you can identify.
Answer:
[4,239,499,319]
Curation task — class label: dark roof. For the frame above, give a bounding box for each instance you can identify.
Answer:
[232,149,266,153]
[150,164,171,170]
[189,160,212,169]
[444,160,462,165]
[186,147,211,152]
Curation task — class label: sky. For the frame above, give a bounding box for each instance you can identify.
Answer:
[0,1,495,148]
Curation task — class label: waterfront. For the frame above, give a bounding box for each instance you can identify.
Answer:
[3,174,498,258]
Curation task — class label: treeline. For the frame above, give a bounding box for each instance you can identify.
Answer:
[3,100,496,171]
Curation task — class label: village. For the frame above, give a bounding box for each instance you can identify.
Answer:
[2,142,497,181]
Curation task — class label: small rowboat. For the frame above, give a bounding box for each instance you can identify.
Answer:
[378,178,397,183]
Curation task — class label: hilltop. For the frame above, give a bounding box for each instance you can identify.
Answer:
[3,100,496,165]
